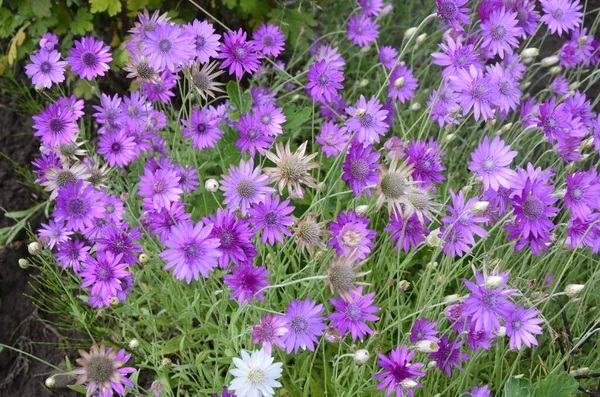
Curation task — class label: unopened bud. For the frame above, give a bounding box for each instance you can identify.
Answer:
[577,35,589,46]
[205,178,219,192]
[427,360,437,369]
[487,118,497,127]
[18,258,30,269]
[550,66,563,75]
[139,253,149,264]
[568,81,580,91]
[354,349,370,365]
[354,108,367,119]
[398,280,410,291]
[541,55,559,67]
[161,357,172,368]
[565,284,584,298]
[484,275,504,289]
[415,340,439,353]
[416,33,427,46]
[394,77,405,89]
[291,94,301,102]
[355,205,368,216]
[471,201,489,215]
[461,184,473,194]
[444,294,461,304]
[494,326,507,338]
[410,103,422,111]
[404,27,418,39]
[570,367,590,376]
[128,338,140,350]
[28,242,42,255]
[521,47,539,58]
[501,123,513,133]
[45,377,56,388]
[359,78,369,87]
[444,133,456,143]
[582,137,594,150]
[426,228,443,247]
[401,379,419,389]
[426,261,438,270]
[109,296,120,305]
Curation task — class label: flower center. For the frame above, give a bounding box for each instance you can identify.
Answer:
[481,291,498,308]
[233,46,247,60]
[218,229,234,248]
[298,222,320,243]
[57,171,76,186]
[522,195,544,219]
[105,204,115,214]
[111,142,122,153]
[499,81,512,96]
[87,355,115,384]
[195,35,206,50]
[360,114,374,128]
[570,187,583,201]
[345,304,362,321]
[350,159,370,180]
[483,158,496,172]
[341,229,362,247]
[471,83,488,99]
[158,39,172,53]
[261,114,271,125]
[459,211,474,226]
[317,73,330,86]
[81,51,98,67]
[236,179,256,198]
[380,173,407,199]
[246,368,266,386]
[48,117,64,133]
[184,243,200,259]
[153,181,165,194]
[439,0,457,19]
[456,53,468,66]
[257,323,275,339]
[262,34,275,47]
[291,315,309,333]
[246,128,259,140]
[96,264,113,282]
[192,71,209,90]
[137,62,155,79]
[512,320,522,330]
[196,123,207,134]
[40,61,52,73]
[552,7,565,21]
[66,197,88,217]
[491,25,507,40]
[263,211,279,226]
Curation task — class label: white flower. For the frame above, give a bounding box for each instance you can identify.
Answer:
[229,349,283,397]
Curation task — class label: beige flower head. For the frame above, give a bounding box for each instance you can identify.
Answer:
[375,158,418,214]
[292,212,329,255]
[123,53,160,84]
[264,141,320,199]
[188,61,224,100]
[324,254,371,301]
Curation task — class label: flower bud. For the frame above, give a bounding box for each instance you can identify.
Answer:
[416,33,427,46]
[565,284,584,298]
[494,326,507,338]
[501,123,513,133]
[325,327,340,343]
[521,47,539,58]
[570,367,590,376]
[553,188,566,199]
[398,280,410,291]
[355,205,369,216]
[359,78,369,87]
[568,81,580,91]
[28,241,42,255]
[354,349,370,365]
[541,55,559,67]
[444,294,461,304]
[404,27,418,39]
[109,296,120,306]
[401,379,419,389]
[18,258,30,269]
[427,360,437,369]
[582,137,594,151]
[128,338,140,350]
[577,35,589,45]
[139,253,149,264]
[425,228,443,247]
[205,178,219,192]
[461,184,473,194]
[415,340,439,353]
[487,118,497,127]
[484,275,504,289]
[45,377,56,388]
[354,108,367,119]
[443,133,456,143]
[426,261,438,270]
[549,66,562,75]
[409,103,422,112]
[394,77,405,89]
[161,357,172,368]
[471,201,489,215]
[291,94,301,102]
[151,380,165,395]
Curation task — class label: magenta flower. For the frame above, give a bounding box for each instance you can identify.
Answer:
[409,318,439,343]
[505,306,544,350]
[379,46,399,70]
[56,239,91,273]
[160,220,221,282]
[466,325,493,351]
[441,190,488,257]
[252,314,288,353]
[38,220,73,249]
[316,120,350,157]
[234,112,274,156]
[510,0,541,37]
[144,70,179,104]
[250,24,285,57]
[450,65,497,121]
[428,88,460,127]
[223,264,270,306]
[93,93,122,127]
[182,107,223,150]
[540,0,583,36]
[315,44,346,71]
[508,177,559,241]
[462,271,516,332]
[202,209,255,268]
[183,20,221,64]
[431,36,479,78]
[345,95,389,144]
[405,138,446,188]
[306,60,344,103]
[320,93,347,120]
[469,135,518,191]
[564,91,594,128]
[66,36,112,80]
[255,103,286,137]
[328,287,379,342]
[282,297,327,353]
[25,49,67,89]
[486,63,521,112]
[138,167,182,210]
[248,194,294,246]
[385,213,429,253]
[436,0,471,30]
[220,159,275,216]
[389,66,418,103]
[346,13,379,47]
[480,8,522,58]
[565,170,600,220]
[33,103,78,147]
[360,0,384,16]
[216,28,263,79]
[80,251,130,302]
[341,142,381,196]
[142,23,194,71]
[174,165,199,194]
[39,33,58,50]
[328,210,377,262]
[465,385,492,397]
[97,130,137,167]
[428,335,469,377]
[146,202,191,243]
[93,222,142,265]
[373,345,425,396]
[54,181,103,233]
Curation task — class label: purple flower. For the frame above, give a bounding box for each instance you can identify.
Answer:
[486,63,521,112]
[119,91,152,125]
[469,135,518,191]
[25,49,67,89]
[174,165,199,193]
[315,44,346,70]
[450,65,497,121]
[511,0,541,37]
[564,91,594,128]
[462,271,516,332]
[540,0,583,37]
[328,287,379,342]
[282,297,327,353]
[248,194,294,246]
[520,97,539,127]
[250,24,285,57]
[428,335,469,377]
[360,0,384,16]
[534,97,583,144]
[183,20,221,64]
[306,60,344,103]
[57,95,85,120]
[316,120,350,157]
[181,107,223,150]
[138,167,182,210]
[320,93,347,120]
[80,251,130,302]
[328,210,377,262]
[436,0,471,30]
[345,95,389,145]
[93,93,122,127]
[379,46,398,70]
[160,220,221,282]
[220,159,275,216]
[203,209,255,268]
[506,306,543,350]
[93,222,142,264]
[33,103,78,147]
[216,28,262,79]
[142,23,194,71]
[405,138,446,188]
[385,213,429,253]
[465,385,492,397]
[409,318,439,344]
[480,8,521,58]
[255,103,286,137]
[39,33,58,51]
[441,190,488,257]
[146,202,191,243]
[66,36,112,80]
[565,170,600,220]
[97,130,137,167]
[144,70,179,104]
[389,66,418,103]
[54,181,103,233]
[234,112,274,156]
[466,325,493,351]
[56,239,91,273]
[252,314,288,353]
[373,345,425,396]
[432,36,479,78]
[223,264,270,306]
[341,143,381,196]
[347,13,379,47]
[428,88,460,127]
[551,75,569,95]
[567,214,600,249]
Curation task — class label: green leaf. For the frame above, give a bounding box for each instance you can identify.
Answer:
[0,10,25,39]
[161,335,184,355]
[534,372,579,397]
[74,79,94,100]
[89,0,122,16]
[67,384,87,394]
[223,0,237,8]
[31,0,52,18]
[504,377,534,397]
[71,8,93,36]
[126,0,149,15]
[282,104,312,130]
[226,81,242,112]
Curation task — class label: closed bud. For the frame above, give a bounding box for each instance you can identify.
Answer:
[582,137,594,150]
[426,261,438,270]
[541,55,559,67]
[18,258,30,269]
[291,94,301,102]
[577,35,589,45]
[549,66,562,75]
[444,294,461,304]
[521,81,531,89]
[401,379,419,389]
[355,108,367,119]
[427,360,437,369]
[501,123,513,133]
[494,326,507,338]
[415,340,439,353]
[484,275,504,289]
[444,133,456,143]
[139,253,149,264]
[409,103,422,111]
[398,280,410,291]
[522,57,534,65]
[471,201,489,215]
[416,33,427,46]
[565,284,584,298]
[161,357,172,368]
[359,78,369,87]
[120,192,129,202]
[128,338,140,350]
[394,77,405,89]
[461,184,473,194]
[109,296,120,306]
[521,47,539,58]
[354,349,370,365]
[570,367,590,376]
[568,81,580,91]
[28,241,42,255]
[404,27,418,39]
[487,118,497,127]
[426,228,443,247]
[205,178,219,192]
[45,377,56,388]
[355,205,369,216]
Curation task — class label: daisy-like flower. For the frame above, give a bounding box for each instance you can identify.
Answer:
[143,70,179,104]
[255,103,286,137]
[534,97,583,144]
[429,335,469,377]
[481,8,521,58]
[465,385,492,397]
[428,89,460,127]
[375,159,417,213]
[360,0,384,16]
[248,194,294,246]
[203,209,255,268]
[345,95,389,145]
[33,103,78,148]
[184,20,221,63]
[328,210,377,262]
[282,297,327,353]
[234,113,274,156]
[97,130,137,168]
[306,60,344,103]
[160,220,221,282]
[450,65,497,121]
[138,167,182,211]
[540,0,583,37]
[505,306,544,350]
[229,349,282,397]
[469,136,518,191]
[182,106,223,150]
[347,13,379,47]
[123,52,160,84]
[405,138,446,189]
[56,239,91,273]
[315,44,346,70]
[564,90,594,128]
[93,222,142,264]
[565,170,600,220]
[39,33,58,51]
[54,180,103,233]
[320,93,348,120]
[508,178,559,242]
[316,121,349,157]
[462,271,516,332]
[436,0,471,30]
[328,287,379,342]
[145,202,190,243]
[379,46,399,70]
[38,220,73,249]
[188,61,225,100]
[324,255,370,301]
[25,49,67,89]
[293,213,329,255]
[264,141,319,199]
[221,159,276,216]
[373,345,426,396]
[431,36,479,79]
[252,314,288,354]
[41,162,91,200]
[341,143,381,196]
[385,213,429,253]
[217,28,263,79]
[486,63,521,113]
[80,251,130,301]
[409,318,439,343]
[93,93,122,127]
[441,190,488,257]
[224,264,270,306]
[143,23,195,71]
[130,9,170,40]
[389,66,418,103]
[68,342,135,397]
[66,36,112,80]
[250,24,285,57]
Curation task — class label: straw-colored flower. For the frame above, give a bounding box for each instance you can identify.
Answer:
[375,159,418,214]
[324,253,371,301]
[264,141,319,199]
[188,61,224,100]
[293,212,329,255]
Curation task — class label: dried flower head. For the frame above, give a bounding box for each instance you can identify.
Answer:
[124,53,160,84]
[264,141,320,199]
[375,159,418,214]
[292,212,329,255]
[324,254,371,301]
[188,61,225,100]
